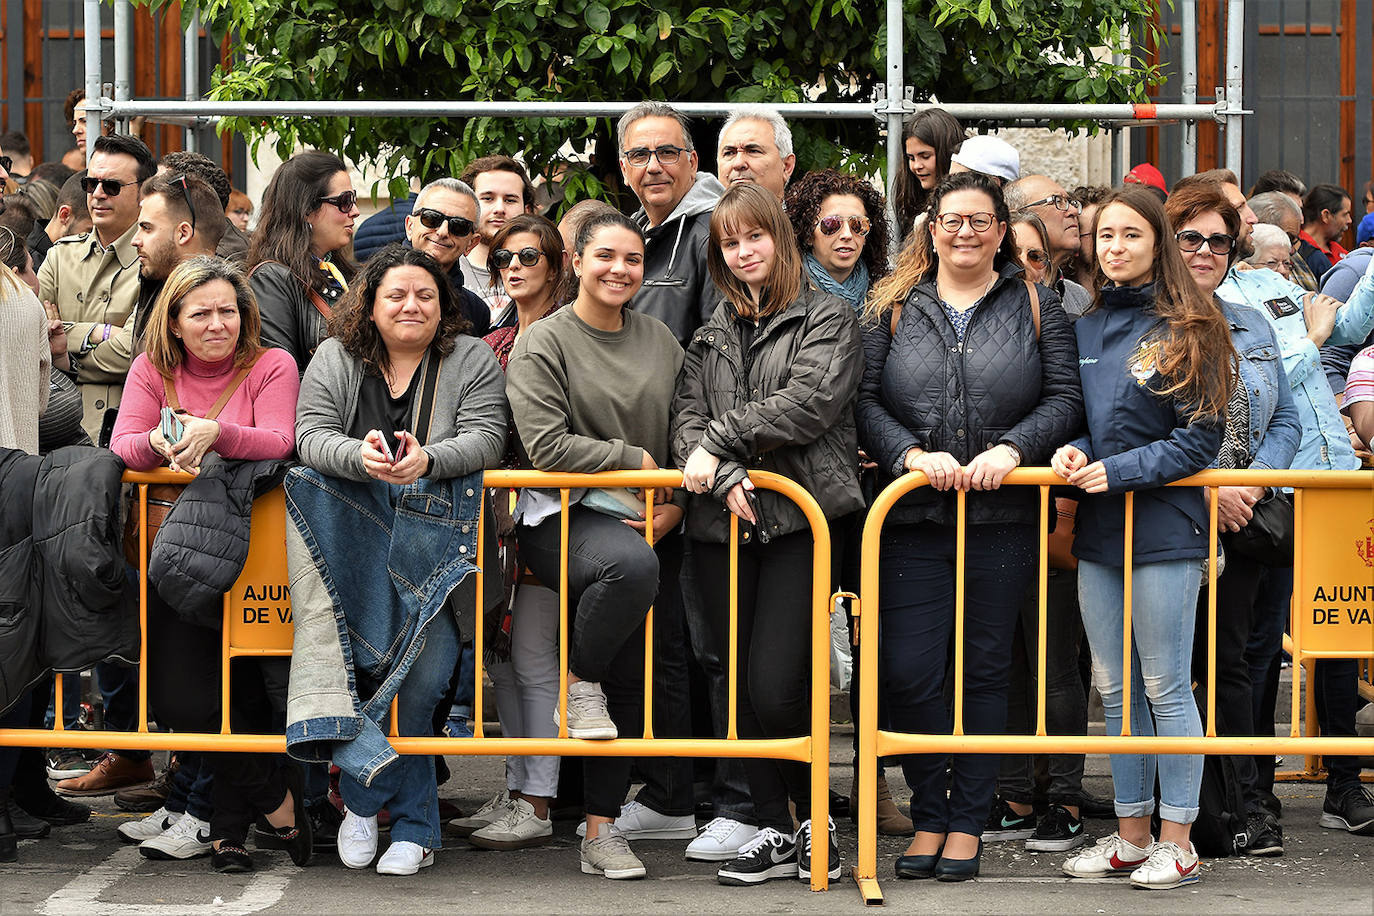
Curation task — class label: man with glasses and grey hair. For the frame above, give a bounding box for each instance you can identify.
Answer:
[618,101,724,347]
[403,177,490,336]
[1250,190,1318,292]
[1006,175,1082,274]
[717,105,796,201]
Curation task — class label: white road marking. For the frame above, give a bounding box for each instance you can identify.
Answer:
[38,846,291,915]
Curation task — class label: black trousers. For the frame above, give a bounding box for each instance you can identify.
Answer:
[147,592,290,844]
[694,532,814,834]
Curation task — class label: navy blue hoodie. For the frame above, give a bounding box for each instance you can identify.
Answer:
[1070,283,1223,565]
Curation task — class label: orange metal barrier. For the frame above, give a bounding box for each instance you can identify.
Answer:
[852,468,1374,905]
[0,468,838,892]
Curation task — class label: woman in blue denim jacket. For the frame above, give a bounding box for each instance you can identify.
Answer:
[1051,188,1235,890]
[1165,185,1301,855]
[289,245,508,877]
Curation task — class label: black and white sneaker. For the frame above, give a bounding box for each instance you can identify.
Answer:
[1026,804,1087,852]
[1319,785,1374,836]
[1243,811,1283,857]
[716,827,798,886]
[796,817,841,881]
[982,797,1036,842]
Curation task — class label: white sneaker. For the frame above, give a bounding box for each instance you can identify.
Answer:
[375,840,434,876]
[574,800,697,840]
[685,817,759,861]
[1062,832,1154,878]
[449,792,514,837]
[138,813,211,860]
[1129,840,1200,889]
[556,681,618,739]
[118,806,180,843]
[338,807,379,869]
[469,797,553,850]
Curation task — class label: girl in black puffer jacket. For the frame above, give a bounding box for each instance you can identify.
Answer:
[671,183,863,886]
[856,172,1083,881]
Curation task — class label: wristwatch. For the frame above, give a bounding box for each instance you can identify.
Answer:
[1001,441,1023,465]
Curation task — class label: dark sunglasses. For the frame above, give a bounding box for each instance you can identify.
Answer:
[0,156,11,174]
[82,176,139,197]
[415,207,475,236]
[1023,248,1049,266]
[318,189,358,212]
[1175,229,1235,256]
[170,173,197,233]
[817,214,871,237]
[491,247,543,269]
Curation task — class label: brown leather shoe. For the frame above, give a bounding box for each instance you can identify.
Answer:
[114,757,178,811]
[55,753,155,797]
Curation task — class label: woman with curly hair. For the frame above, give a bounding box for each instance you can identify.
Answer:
[785,169,890,310]
[890,109,965,242]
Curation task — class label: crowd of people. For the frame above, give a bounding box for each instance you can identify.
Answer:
[1,98,1373,894]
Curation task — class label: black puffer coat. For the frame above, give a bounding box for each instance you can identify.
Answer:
[671,288,865,543]
[148,456,293,630]
[856,272,1084,527]
[0,446,138,715]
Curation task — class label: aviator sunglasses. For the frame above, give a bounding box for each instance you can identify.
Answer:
[816,214,871,237]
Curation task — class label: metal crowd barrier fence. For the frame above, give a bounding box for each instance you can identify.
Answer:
[852,467,1374,906]
[0,468,838,892]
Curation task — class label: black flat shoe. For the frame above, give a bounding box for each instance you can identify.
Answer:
[6,801,51,839]
[272,764,313,867]
[895,849,942,879]
[935,842,982,882]
[211,843,254,873]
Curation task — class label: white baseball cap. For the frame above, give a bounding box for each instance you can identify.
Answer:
[950,135,1021,182]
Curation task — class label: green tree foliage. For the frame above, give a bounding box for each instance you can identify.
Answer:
[141,0,1161,202]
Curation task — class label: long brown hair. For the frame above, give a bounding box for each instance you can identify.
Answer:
[890,108,965,241]
[708,182,802,320]
[142,257,264,378]
[1090,187,1236,419]
[247,151,357,293]
[864,171,1018,324]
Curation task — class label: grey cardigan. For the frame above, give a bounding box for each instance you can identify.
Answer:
[296,336,510,481]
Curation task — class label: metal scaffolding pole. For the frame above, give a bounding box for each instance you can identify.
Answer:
[114,0,132,135]
[184,9,200,152]
[83,0,101,159]
[1224,0,1244,178]
[1180,0,1198,177]
[885,0,904,201]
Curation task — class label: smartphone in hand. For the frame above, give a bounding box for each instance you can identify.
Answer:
[159,407,184,445]
[392,431,410,464]
[376,432,395,463]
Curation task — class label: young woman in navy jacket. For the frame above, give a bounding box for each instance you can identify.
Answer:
[1052,187,1236,891]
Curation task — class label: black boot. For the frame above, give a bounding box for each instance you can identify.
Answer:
[1,787,17,862]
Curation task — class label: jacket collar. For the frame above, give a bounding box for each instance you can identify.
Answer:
[81,222,140,269]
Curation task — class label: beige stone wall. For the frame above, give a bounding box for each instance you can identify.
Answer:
[983,126,1119,189]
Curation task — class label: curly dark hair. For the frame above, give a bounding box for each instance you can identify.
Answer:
[784,169,890,285]
[327,244,470,377]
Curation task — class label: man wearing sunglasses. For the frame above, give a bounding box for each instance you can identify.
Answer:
[158,150,250,265]
[37,132,155,445]
[129,173,225,350]
[618,101,724,347]
[403,177,490,336]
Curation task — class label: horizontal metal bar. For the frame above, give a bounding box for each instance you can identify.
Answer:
[876,733,1374,756]
[96,98,1234,125]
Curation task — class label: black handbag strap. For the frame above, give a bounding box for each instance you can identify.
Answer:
[410,352,442,447]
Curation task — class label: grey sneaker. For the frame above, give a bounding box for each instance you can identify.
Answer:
[449,792,514,838]
[580,828,646,879]
[469,798,553,850]
[557,681,618,740]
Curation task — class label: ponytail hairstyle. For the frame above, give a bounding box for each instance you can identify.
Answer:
[864,171,1017,325]
[1090,187,1236,420]
[707,182,803,320]
[890,108,965,241]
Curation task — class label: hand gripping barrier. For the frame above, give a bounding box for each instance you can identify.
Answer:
[851,467,1374,906]
[0,468,839,892]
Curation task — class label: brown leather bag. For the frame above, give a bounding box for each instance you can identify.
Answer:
[122,358,260,566]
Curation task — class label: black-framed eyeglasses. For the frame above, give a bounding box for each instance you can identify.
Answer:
[935,211,997,233]
[491,247,543,269]
[0,156,11,174]
[170,173,196,233]
[318,189,358,213]
[1175,229,1236,256]
[81,176,139,197]
[817,215,871,237]
[1022,194,1083,214]
[622,145,688,167]
[415,207,475,237]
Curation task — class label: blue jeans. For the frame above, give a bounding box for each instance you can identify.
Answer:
[1078,558,1204,824]
[338,606,459,849]
[166,751,214,822]
[879,522,1037,837]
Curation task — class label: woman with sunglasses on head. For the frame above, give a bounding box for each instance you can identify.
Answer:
[890,109,965,243]
[857,171,1083,882]
[506,210,684,881]
[1052,187,1236,890]
[671,183,863,886]
[457,214,568,851]
[247,151,359,375]
[1163,185,1300,856]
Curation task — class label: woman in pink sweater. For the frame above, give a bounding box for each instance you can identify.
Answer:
[110,257,307,875]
